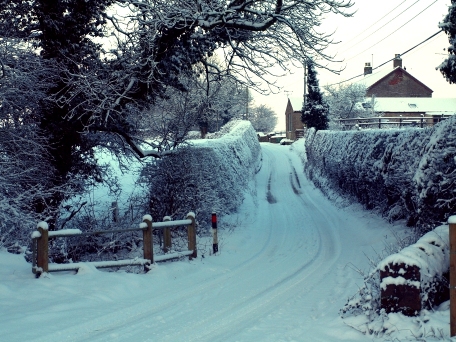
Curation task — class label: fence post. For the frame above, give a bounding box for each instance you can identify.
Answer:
[32,236,37,274]
[420,114,424,128]
[378,117,381,129]
[212,212,218,254]
[450,216,456,337]
[187,212,197,259]
[399,115,402,128]
[163,216,172,253]
[143,215,153,268]
[36,222,49,274]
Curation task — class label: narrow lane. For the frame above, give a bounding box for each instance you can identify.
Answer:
[34,143,389,342]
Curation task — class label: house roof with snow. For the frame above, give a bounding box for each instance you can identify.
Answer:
[372,97,456,115]
[354,67,396,88]
[288,97,303,112]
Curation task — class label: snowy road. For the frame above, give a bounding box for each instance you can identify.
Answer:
[2,143,398,341]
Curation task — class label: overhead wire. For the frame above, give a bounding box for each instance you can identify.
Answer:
[344,0,440,62]
[346,0,439,61]
[337,0,407,50]
[327,29,444,86]
[338,0,418,54]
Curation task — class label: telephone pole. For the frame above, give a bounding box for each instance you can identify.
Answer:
[245,87,249,120]
[303,57,307,110]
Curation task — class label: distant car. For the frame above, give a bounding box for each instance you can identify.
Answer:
[269,135,286,144]
[280,139,293,145]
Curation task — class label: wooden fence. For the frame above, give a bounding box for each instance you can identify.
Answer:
[339,114,450,130]
[31,212,196,276]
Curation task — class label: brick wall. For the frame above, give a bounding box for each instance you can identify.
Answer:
[285,100,304,140]
[367,68,432,98]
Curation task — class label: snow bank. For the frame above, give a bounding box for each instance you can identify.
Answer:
[378,225,449,283]
[341,224,450,339]
[304,115,456,231]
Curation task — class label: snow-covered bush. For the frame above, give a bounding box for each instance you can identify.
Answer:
[304,115,456,232]
[140,120,261,233]
[30,120,260,265]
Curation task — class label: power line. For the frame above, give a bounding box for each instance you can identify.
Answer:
[344,0,439,62]
[327,30,444,86]
[339,0,417,54]
[337,0,407,50]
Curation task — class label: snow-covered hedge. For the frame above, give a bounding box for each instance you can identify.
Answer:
[141,120,262,231]
[304,115,456,231]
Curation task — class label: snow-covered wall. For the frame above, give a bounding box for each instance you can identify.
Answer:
[304,115,456,231]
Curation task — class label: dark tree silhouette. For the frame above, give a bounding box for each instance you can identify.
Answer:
[439,1,456,83]
[301,61,329,130]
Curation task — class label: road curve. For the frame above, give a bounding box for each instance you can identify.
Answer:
[35,143,383,342]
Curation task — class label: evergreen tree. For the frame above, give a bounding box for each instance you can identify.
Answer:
[301,61,329,130]
[439,0,456,83]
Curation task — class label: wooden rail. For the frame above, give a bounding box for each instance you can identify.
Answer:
[338,114,450,130]
[31,212,196,276]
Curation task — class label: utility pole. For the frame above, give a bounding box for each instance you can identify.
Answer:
[245,87,249,120]
[303,57,307,110]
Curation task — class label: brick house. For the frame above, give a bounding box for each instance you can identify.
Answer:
[359,55,433,98]
[353,55,456,123]
[285,97,305,140]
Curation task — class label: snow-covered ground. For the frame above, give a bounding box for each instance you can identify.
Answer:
[0,142,451,341]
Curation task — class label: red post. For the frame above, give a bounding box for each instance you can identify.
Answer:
[212,212,218,254]
[450,216,456,337]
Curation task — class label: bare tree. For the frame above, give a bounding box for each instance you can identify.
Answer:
[249,104,278,132]
[0,0,354,233]
[57,0,355,156]
[324,83,377,130]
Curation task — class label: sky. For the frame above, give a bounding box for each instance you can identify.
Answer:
[0,138,450,341]
[252,0,456,131]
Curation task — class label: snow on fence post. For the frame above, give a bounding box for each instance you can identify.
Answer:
[142,215,153,267]
[163,216,172,253]
[187,212,197,260]
[36,221,49,274]
[449,216,456,337]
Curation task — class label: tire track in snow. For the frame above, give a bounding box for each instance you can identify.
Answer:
[146,145,340,342]
[40,144,342,342]
[39,146,281,342]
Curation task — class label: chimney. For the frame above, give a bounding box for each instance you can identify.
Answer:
[364,62,372,76]
[393,54,402,68]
